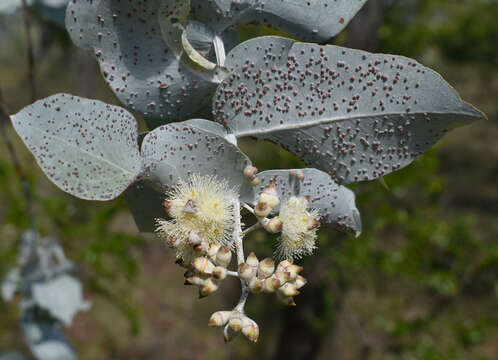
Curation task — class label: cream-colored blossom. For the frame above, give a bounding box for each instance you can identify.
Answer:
[156,174,237,261]
[276,197,320,260]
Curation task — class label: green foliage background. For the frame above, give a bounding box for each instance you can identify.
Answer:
[1,0,497,359]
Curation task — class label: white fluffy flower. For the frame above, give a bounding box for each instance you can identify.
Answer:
[156,174,238,261]
[276,197,320,260]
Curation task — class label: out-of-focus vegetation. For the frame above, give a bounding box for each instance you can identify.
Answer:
[1,0,497,359]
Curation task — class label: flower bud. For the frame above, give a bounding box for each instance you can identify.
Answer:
[207,243,221,259]
[264,217,283,234]
[248,277,263,293]
[263,277,281,293]
[166,235,180,249]
[279,282,300,297]
[287,264,304,281]
[297,171,304,181]
[185,276,205,286]
[254,201,271,218]
[212,266,227,280]
[257,258,275,279]
[192,257,215,274]
[243,166,258,177]
[276,291,296,306]
[261,184,280,208]
[276,259,294,273]
[228,312,243,332]
[223,323,239,342]
[162,200,173,215]
[238,263,255,281]
[188,232,201,246]
[241,316,259,343]
[209,311,231,327]
[246,252,259,268]
[200,278,219,297]
[193,241,208,254]
[294,275,307,290]
[307,217,320,231]
[273,271,290,285]
[251,177,261,186]
[215,246,232,267]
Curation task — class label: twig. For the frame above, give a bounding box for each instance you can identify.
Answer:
[233,200,249,313]
[21,0,37,102]
[0,89,36,229]
[242,222,262,237]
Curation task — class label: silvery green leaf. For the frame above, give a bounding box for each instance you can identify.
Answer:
[191,0,367,42]
[65,0,223,124]
[247,168,361,235]
[182,119,236,144]
[22,314,76,360]
[32,275,91,326]
[10,94,142,200]
[141,121,252,194]
[1,268,21,302]
[214,36,485,184]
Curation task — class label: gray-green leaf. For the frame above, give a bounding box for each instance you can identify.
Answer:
[65,0,224,124]
[10,94,142,200]
[191,0,367,42]
[214,36,485,184]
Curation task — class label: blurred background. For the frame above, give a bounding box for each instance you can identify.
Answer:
[0,0,497,359]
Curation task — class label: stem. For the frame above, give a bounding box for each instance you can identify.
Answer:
[213,35,226,67]
[233,200,249,313]
[242,202,254,214]
[0,89,35,229]
[21,0,37,102]
[242,222,262,237]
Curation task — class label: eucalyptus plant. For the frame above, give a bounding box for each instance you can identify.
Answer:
[9,0,484,343]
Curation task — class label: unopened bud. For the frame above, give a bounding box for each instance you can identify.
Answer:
[264,217,283,233]
[185,276,205,286]
[273,271,290,285]
[188,232,201,246]
[243,166,258,177]
[279,282,300,297]
[209,311,231,327]
[250,177,260,186]
[192,257,215,274]
[277,291,296,306]
[254,201,271,218]
[193,241,208,254]
[238,263,255,281]
[246,252,259,268]
[212,266,227,280]
[294,275,307,290]
[249,277,263,293]
[223,323,238,342]
[162,200,172,214]
[259,185,279,208]
[166,235,180,249]
[207,243,221,259]
[263,277,281,293]
[200,278,219,297]
[307,217,320,231]
[287,264,303,281]
[257,258,275,279]
[215,246,232,267]
[277,259,294,273]
[228,312,243,332]
[241,316,259,343]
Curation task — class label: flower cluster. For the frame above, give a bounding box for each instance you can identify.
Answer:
[238,253,307,306]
